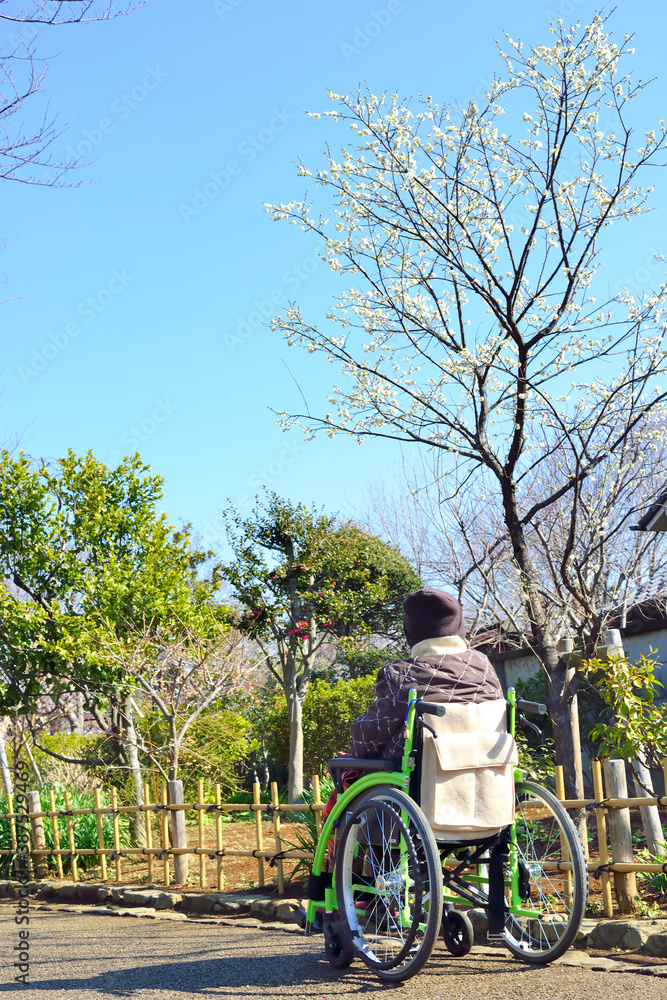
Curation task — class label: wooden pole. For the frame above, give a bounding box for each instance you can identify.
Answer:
[93,789,107,882]
[63,790,78,882]
[7,792,17,877]
[270,780,284,895]
[27,791,47,879]
[46,789,63,879]
[144,783,153,884]
[554,766,573,901]
[560,637,587,849]
[602,759,637,913]
[312,775,322,837]
[253,780,265,887]
[632,756,666,858]
[110,787,121,882]
[215,783,224,891]
[197,779,206,888]
[161,784,170,887]
[591,759,613,917]
[168,780,189,885]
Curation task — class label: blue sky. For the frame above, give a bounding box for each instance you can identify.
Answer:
[2,0,667,550]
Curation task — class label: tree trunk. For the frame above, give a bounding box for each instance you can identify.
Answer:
[500,490,587,844]
[109,693,129,771]
[124,697,147,848]
[22,740,42,788]
[545,654,587,845]
[0,717,13,796]
[168,718,179,782]
[286,689,305,802]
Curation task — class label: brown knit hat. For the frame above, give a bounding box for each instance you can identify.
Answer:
[402,588,466,647]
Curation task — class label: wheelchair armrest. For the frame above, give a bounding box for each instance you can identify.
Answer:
[327,756,402,794]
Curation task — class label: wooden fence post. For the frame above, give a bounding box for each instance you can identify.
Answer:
[7,792,18,877]
[270,780,284,895]
[197,779,206,888]
[312,775,322,837]
[632,756,666,858]
[63,790,78,882]
[93,789,107,882]
[48,789,64,879]
[253,780,265,887]
[168,780,189,885]
[554,766,573,901]
[603,759,637,914]
[110,788,121,882]
[27,791,47,879]
[161,783,170,887]
[591,759,613,918]
[215,783,224,891]
[144,783,153,884]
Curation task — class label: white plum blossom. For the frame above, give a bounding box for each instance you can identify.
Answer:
[265,14,667,745]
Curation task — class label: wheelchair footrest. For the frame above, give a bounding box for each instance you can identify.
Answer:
[307,870,332,901]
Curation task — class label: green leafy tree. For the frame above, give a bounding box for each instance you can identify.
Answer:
[262,675,377,779]
[0,449,219,841]
[0,449,216,709]
[134,709,253,800]
[223,493,420,799]
[585,652,667,769]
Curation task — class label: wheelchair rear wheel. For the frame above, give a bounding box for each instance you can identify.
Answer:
[504,780,587,964]
[335,787,443,983]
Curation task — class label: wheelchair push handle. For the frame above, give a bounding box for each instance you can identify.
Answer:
[516,699,547,716]
[415,700,446,717]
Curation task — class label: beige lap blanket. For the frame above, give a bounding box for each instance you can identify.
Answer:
[420,699,518,840]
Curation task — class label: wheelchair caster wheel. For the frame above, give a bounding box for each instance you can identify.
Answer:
[442,910,474,956]
[324,917,355,969]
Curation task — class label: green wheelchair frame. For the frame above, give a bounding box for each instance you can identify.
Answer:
[303,687,588,983]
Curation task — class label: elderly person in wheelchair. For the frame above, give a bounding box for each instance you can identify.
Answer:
[301,588,587,983]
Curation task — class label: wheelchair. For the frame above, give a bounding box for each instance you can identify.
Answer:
[302,688,588,983]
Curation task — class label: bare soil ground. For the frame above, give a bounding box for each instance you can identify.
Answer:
[71,817,310,894]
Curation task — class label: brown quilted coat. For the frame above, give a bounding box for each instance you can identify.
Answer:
[349,647,503,760]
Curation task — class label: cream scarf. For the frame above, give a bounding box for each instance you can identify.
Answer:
[410,635,468,659]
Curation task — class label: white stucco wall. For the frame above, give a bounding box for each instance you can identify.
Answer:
[622,629,667,686]
[502,654,542,689]
[494,629,667,690]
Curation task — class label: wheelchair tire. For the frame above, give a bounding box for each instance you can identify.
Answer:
[442,909,474,956]
[504,780,588,964]
[334,786,443,983]
[324,916,355,969]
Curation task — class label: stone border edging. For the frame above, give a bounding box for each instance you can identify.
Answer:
[0,878,305,922]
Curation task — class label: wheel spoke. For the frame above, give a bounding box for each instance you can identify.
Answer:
[504,780,587,963]
[335,788,442,981]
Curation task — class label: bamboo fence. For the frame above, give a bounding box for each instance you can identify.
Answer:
[1,760,666,908]
[0,779,323,894]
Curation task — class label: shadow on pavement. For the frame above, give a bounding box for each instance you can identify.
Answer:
[5,950,523,996]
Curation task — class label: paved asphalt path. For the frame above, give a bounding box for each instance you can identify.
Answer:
[2,911,666,1000]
